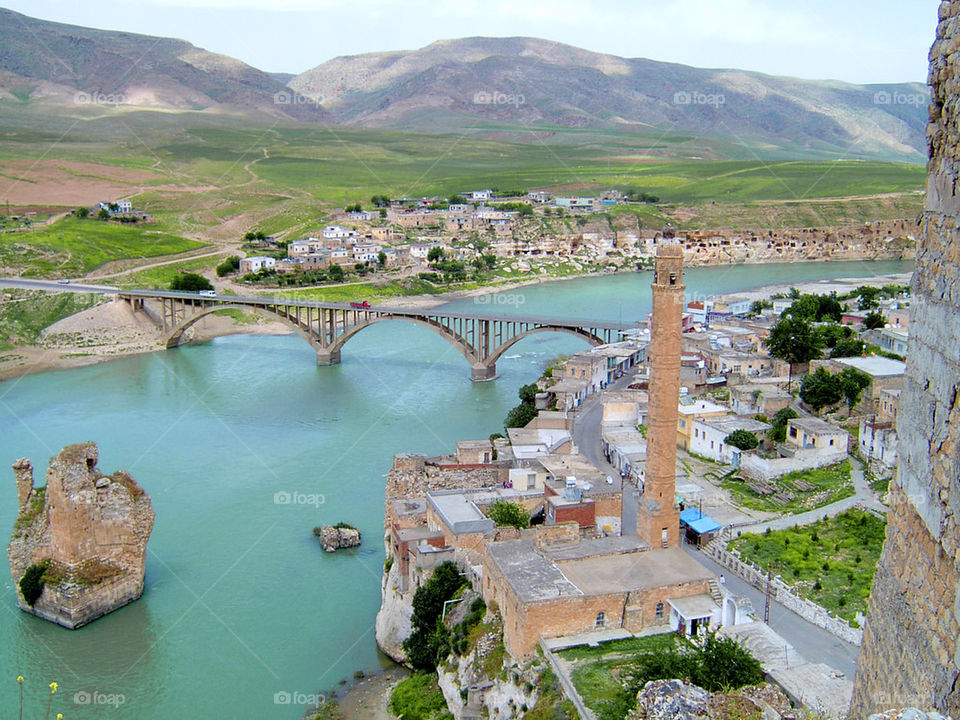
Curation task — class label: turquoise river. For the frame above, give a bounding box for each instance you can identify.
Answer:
[0,260,911,718]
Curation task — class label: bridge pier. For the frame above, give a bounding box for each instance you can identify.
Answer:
[316,348,341,366]
[471,363,497,382]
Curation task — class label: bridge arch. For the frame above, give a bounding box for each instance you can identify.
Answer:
[481,326,609,369]
[323,315,480,365]
[164,304,319,351]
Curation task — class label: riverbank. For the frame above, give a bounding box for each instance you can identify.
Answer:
[332,666,409,720]
[0,263,914,383]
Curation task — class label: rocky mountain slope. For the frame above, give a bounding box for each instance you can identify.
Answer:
[290,36,928,159]
[0,7,329,121]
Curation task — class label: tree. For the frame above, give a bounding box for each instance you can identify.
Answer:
[768,407,798,442]
[766,317,825,389]
[74,206,90,218]
[725,430,759,451]
[856,285,881,310]
[800,367,842,414]
[427,246,445,263]
[97,208,111,220]
[518,382,539,405]
[216,256,241,277]
[694,634,765,691]
[170,273,213,292]
[448,194,466,205]
[401,561,464,670]
[487,501,530,530]
[327,264,345,282]
[370,194,390,207]
[504,403,537,429]
[377,251,387,267]
[837,366,872,411]
[815,323,852,349]
[864,311,886,330]
[830,338,866,358]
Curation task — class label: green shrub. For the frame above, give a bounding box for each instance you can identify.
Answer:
[487,501,530,530]
[19,561,50,606]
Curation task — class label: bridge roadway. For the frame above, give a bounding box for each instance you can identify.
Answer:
[112,287,637,381]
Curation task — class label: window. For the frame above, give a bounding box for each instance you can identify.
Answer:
[655,602,665,619]
[595,611,605,628]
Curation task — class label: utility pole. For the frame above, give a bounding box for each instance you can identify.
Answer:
[764,561,781,624]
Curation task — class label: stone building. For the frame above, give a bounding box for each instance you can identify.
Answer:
[850,4,960,716]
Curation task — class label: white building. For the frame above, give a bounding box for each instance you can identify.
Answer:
[238,256,276,274]
[859,419,898,468]
[690,417,770,464]
[785,417,849,453]
[322,225,357,241]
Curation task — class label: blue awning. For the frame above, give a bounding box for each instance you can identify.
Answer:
[679,508,723,535]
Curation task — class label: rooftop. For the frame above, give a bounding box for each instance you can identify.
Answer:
[834,356,906,377]
[678,398,728,415]
[788,416,847,435]
[700,416,770,434]
[427,492,495,535]
[486,538,584,602]
[557,545,714,595]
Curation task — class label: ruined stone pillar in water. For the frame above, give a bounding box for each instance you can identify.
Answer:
[637,243,683,549]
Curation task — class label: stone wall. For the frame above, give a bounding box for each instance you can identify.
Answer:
[850,4,960,716]
[738,448,848,481]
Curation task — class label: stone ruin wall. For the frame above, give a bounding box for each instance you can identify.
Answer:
[850,3,960,716]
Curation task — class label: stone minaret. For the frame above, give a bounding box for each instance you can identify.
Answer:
[637,243,684,549]
[850,3,960,716]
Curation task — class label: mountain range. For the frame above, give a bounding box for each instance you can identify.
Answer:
[0,7,930,160]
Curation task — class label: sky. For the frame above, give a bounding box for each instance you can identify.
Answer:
[1,0,939,84]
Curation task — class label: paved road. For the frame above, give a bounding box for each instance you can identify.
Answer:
[683,543,860,678]
[569,373,639,535]
[0,278,117,293]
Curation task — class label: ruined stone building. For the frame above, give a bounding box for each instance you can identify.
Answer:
[851,3,960,716]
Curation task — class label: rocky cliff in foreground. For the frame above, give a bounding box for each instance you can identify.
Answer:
[7,443,155,629]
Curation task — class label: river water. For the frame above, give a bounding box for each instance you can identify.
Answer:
[0,260,910,718]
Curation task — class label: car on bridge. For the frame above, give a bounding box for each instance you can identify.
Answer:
[199,290,217,298]
[349,301,371,309]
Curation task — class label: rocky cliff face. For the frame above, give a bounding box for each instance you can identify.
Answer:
[850,2,960,717]
[7,443,155,629]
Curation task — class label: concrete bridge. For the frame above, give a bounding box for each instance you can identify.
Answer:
[117,289,635,381]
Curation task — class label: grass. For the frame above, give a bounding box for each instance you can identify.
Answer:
[557,632,678,662]
[523,665,578,720]
[0,217,204,277]
[565,634,689,720]
[113,254,226,289]
[388,673,453,720]
[0,290,104,350]
[730,508,886,622]
[721,460,855,514]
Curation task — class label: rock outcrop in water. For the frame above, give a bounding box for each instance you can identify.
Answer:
[7,443,155,629]
[315,524,361,552]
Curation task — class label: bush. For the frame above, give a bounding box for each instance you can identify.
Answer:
[487,500,530,530]
[216,256,241,277]
[19,561,49,606]
[170,273,213,292]
[725,429,759,451]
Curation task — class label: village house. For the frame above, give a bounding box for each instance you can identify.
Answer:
[729,383,792,416]
[877,327,909,357]
[322,224,357,242]
[238,256,276,274]
[408,242,441,261]
[676,396,729,451]
[859,418,898,469]
[690,416,770,464]
[821,356,907,413]
[785,417,849,453]
[563,352,609,395]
